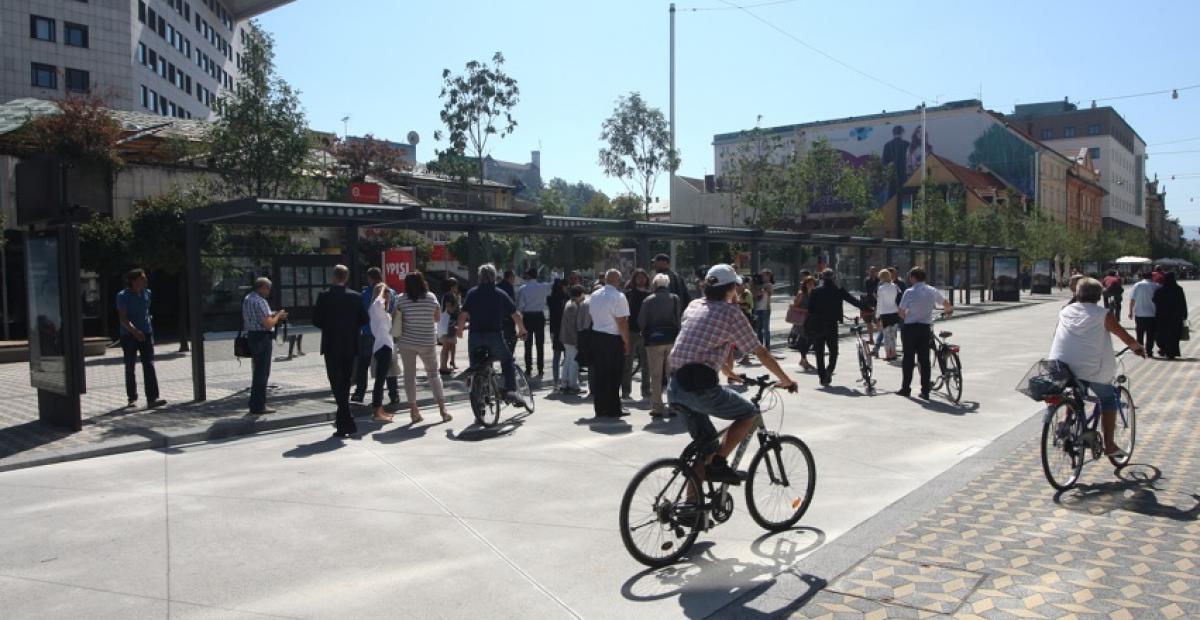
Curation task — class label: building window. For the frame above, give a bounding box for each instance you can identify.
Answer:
[1087,123,1101,136]
[65,68,89,93]
[147,7,157,28]
[1040,128,1053,140]
[1089,147,1100,160]
[137,42,146,64]
[30,15,56,41]
[139,1,147,23]
[1064,126,1076,138]
[65,22,89,48]
[141,85,149,108]
[31,63,57,89]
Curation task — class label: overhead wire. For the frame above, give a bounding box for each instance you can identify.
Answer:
[679,0,800,11]
[711,0,933,103]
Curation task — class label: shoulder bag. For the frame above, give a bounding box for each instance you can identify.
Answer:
[234,330,252,358]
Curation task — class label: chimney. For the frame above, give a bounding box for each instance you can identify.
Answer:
[531,150,540,169]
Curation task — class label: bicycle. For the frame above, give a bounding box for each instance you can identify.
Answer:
[848,317,876,395]
[928,315,962,403]
[618,375,816,567]
[467,346,534,427]
[1020,349,1135,491]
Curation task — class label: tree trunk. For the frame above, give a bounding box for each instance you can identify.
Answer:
[177,281,190,352]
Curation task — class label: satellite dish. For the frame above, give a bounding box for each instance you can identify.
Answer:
[407,131,420,145]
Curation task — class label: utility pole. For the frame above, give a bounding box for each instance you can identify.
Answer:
[668,3,677,265]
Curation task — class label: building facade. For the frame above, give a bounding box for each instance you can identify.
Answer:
[1064,148,1105,235]
[1009,100,1146,231]
[879,153,1024,238]
[1145,178,1169,244]
[481,150,541,198]
[713,99,1067,236]
[1,0,292,120]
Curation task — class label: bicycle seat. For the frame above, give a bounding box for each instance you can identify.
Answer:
[938,331,952,338]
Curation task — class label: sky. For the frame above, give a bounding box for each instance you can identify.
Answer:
[259,0,1200,232]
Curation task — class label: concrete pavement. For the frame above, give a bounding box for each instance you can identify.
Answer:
[4,285,1179,619]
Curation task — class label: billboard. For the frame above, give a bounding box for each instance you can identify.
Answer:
[992,255,1020,302]
[382,247,415,293]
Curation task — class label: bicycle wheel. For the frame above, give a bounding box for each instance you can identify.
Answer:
[470,372,501,427]
[513,366,535,414]
[857,346,874,394]
[746,435,816,531]
[1041,403,1083,491]
[619,458,704,567]
[942,353,962,403]
[1108,386,1136,467]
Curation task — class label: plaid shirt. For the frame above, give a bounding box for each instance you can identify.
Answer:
[669,299,760,373]
[242,292,272,332]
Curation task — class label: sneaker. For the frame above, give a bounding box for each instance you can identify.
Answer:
[918,391,930,400]
[705,458,747,485]
[148,399,167,409]
[349,393,365,403]
[896,388,912,397]
[127,399,138,408]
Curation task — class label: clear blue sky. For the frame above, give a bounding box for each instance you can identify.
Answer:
[259,0,1200,230]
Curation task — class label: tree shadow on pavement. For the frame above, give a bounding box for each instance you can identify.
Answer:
[619,527,827,618]
[1057,463,1200,521]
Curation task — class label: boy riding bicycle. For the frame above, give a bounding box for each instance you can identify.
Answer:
[668,264,796,485]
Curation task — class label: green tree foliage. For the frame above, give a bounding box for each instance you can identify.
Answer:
[358,229,432,274]
[337,133,409,182]
[611,194,642,220]
[30,94,124,170]
[598,92,678,219]
[720,126,790,228]
[207,22,309,198]
[582,192,613,218]
[434,52,520,184]
[78,213,133,337]
[544,178,599,215]
[536,187,567,215]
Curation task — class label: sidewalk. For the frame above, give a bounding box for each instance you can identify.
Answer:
[720,298,1200,618]
[0,294,1055,473]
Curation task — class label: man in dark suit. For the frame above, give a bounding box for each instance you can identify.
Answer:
[881,125,909,198]
[806,269,863,387]
[312,264,369,437]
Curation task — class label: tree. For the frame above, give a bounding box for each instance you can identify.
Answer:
[790,138,880,231]
[207,22,309,198]
[720,126,791,227]
[598,92,678,219]
[434,51,520,185]
[29,94,125,170]
[545,178,599,215]
[337,133,408,182]
[611,194,643,220]
[78,213,133,337]
[536,187,567,216]
[582,192,613,218]
[128,186,224,350]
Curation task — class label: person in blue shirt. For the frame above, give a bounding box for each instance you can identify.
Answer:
[352,267,399,405]
[116,268,166,409]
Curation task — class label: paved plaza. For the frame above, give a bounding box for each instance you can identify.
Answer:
[0,284,1196,619]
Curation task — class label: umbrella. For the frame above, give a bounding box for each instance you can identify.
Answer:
[1113,256,1151,265]
[1154,257,1195,267]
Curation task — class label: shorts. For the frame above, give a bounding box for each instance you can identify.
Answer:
[667,376,758,454]
[1078,380,1119,411]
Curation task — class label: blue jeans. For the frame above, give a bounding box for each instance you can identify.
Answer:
[667,376,757,455]
[754,310,771,348]
[248,331,273,412]
[1079,380,1119,411]
[120,334,159,402]
[468,331,516,392]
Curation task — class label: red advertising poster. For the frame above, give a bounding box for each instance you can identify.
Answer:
[382,247,415,292]
[431,242,447,263]
[350,182,381,204]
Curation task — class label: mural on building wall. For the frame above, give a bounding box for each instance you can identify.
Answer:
[788,110,1037,202]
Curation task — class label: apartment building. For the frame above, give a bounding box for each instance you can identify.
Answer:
[1,0,292,120]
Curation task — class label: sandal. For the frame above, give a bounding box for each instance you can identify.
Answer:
[372,408,393,423]
[410,410,424,424]
[440,410,453,423]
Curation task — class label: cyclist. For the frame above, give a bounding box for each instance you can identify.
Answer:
[456,264,529,408]
[1048,278,1144,459]
[668,264,796,484]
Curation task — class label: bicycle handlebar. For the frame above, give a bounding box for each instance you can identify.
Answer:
[738,374,799,394]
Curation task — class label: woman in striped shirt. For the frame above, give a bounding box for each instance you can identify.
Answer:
[395,272,450,423]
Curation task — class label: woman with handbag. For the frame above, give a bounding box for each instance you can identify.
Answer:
[367,283,396,424]
[438,279,461,375]
[637,273,682,418]
[787,275,817,371]
[394,272,451,423]
[875,269,902,361]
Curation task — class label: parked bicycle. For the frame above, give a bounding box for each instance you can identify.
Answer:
[1019,348,1135,491]
[618,375,816,567]
[929,315,962,403]
[847,317,876,394]
[467,346,534,426]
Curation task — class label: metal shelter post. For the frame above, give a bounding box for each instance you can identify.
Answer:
[749,239,761,276]
[697,237,709,267]
[562,233,575,274]
[466,230,481,286]
[186,219,205,402]
[343,224,359,286]
[638,235,650,271]
[792,243,803,294]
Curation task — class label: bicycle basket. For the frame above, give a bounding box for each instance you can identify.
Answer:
[1016,359,1073,401]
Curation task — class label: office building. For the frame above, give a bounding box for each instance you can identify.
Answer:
[1,0,292,120]
[1009,99,1147,231]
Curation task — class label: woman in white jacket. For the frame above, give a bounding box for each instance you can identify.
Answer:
[875,269,901,361]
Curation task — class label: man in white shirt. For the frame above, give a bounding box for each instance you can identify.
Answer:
[897,266,953,399]
[516,269,553,376]
[588,269,631,418]
[1127,271,1159,357]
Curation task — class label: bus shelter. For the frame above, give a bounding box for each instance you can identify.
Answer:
[185,197,1014,401]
